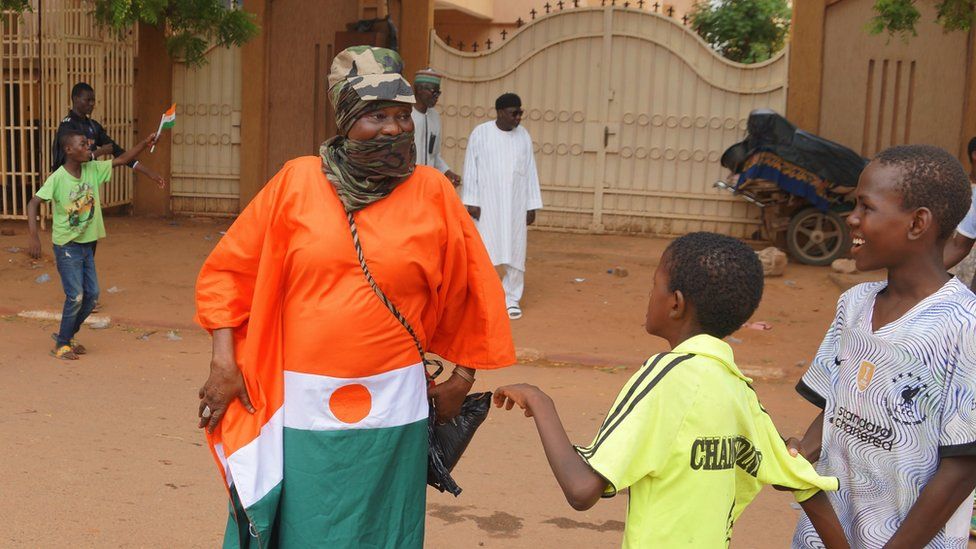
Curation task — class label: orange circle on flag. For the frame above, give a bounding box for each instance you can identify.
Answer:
[329,384,372,424]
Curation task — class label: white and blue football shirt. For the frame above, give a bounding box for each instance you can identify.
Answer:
[956,187,976,240]
[793,278,976,549]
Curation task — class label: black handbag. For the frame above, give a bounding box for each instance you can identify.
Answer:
[346,211,490,496]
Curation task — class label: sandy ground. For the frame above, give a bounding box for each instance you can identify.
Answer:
[0,215,971,548]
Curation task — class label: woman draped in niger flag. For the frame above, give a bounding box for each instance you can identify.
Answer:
[194,46,516,548]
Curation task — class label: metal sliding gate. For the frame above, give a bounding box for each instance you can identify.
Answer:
[1,0,135,221]
[431,6,788,238]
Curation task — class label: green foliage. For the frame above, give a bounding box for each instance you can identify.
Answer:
[689,0,791,64]
[869,0,975,37]
[1,0,259,66]
[0,0,31,12]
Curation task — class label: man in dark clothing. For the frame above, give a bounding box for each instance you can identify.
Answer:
[51,82,166,187]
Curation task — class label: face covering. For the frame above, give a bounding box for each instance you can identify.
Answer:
[320,130,417,212]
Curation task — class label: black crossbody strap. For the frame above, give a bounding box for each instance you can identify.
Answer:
[347,212,442,378]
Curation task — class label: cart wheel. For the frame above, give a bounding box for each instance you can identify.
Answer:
[786,208,851,266]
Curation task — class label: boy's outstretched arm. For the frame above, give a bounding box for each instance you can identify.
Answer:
[134,162,167,189]
[495,384,608,510]
[112,133,156,170]
[882,455,976,549]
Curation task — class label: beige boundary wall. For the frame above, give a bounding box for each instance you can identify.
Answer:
[788,0,976,163]
[431,6,787,238]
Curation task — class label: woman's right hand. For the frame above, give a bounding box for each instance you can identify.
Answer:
[198,328,255,433]
[198,356,255,433]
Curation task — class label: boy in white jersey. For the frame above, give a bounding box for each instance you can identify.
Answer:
[791,145,976,548]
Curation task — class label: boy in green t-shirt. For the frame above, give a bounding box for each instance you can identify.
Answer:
[495,232,849,548]
[27,129,161,360]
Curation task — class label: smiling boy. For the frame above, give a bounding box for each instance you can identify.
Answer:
[792,145,976,548]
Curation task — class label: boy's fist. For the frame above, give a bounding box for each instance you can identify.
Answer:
[27,234,41,259]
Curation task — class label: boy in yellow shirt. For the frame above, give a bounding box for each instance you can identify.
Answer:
[495,232,847,548]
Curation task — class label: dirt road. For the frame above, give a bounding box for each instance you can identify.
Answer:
[0,216,968,548]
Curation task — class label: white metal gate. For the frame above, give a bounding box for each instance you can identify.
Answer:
[1,7,41,220]
[1,0,136,221]
[170,46,242,216]
[431,7,788,238]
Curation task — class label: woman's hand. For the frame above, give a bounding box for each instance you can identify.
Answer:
[198,328,255,433]
[444,170,461,187]
[494,383,548,417]
[428,373,473,422]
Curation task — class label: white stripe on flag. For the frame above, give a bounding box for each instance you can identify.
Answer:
[283,363,427,431]
[226,407,284,509]
[214,442,233,487]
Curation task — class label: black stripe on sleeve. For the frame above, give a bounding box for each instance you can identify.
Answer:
[573,446,619,498]
[795,379,826,409]
[939,441,976,458]
[599,354,669,432]
[579,353,694,459]
[577,354,671,457]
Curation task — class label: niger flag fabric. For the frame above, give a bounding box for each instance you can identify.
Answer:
[195,159,515,548]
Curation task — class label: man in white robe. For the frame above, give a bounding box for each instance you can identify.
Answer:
[462,93,543,320]
[411,69,460,186]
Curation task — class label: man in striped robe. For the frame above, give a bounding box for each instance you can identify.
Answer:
[461,93,543,320]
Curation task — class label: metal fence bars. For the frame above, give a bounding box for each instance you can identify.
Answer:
[1,0,136,222]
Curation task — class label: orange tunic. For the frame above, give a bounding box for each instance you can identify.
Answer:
[195,157,515,544]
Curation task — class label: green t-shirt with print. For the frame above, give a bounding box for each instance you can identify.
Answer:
[35,160,112,246]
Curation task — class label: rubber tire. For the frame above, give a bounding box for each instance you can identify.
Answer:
[786,207,851,266]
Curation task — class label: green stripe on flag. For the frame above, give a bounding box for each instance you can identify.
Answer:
[223,482,282,549]
[278,420,428,547]
[222,420,428,548]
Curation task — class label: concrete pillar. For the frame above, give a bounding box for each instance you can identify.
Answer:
[239,0,272,209]
[397,0,435,80]
[132,23,174,216]
[786,0,826,132]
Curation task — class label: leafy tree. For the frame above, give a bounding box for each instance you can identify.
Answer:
[0,0,30,12]
[0,0,258,66]
[689,0,791,64]
[870,0,975,36]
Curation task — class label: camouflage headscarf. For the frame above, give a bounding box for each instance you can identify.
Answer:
[321,46,417,212]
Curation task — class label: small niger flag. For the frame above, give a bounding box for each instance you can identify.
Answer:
[159,104,176,130]
[150,104,176,152]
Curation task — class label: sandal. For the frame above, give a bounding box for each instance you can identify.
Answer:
[507,306,523,320]
[51,345,79,360]
[50,333,87,355]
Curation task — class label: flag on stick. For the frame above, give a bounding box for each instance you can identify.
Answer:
[150,103,176,153]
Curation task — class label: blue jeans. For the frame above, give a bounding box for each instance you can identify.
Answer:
[53,241,99,347]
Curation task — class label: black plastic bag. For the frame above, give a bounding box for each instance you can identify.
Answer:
[427,391,492,496]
